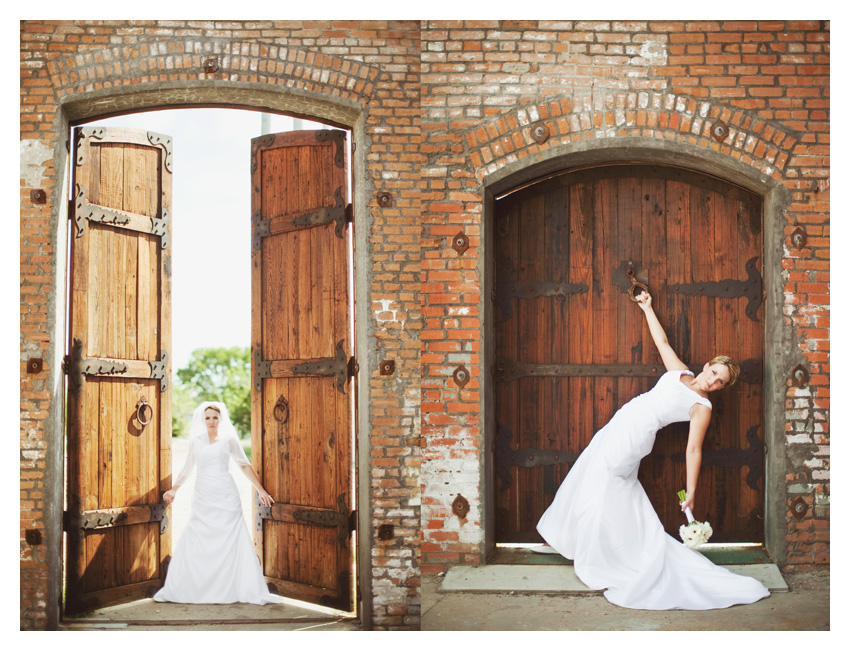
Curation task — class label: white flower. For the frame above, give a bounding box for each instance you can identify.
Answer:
[679,520,713,548]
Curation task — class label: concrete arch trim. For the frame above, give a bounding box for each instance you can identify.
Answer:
[42,78,379,630]
[478,136,791,566]
[56,81,364,130]
[481,135,793,201]
[46,38,384,112]
[466,91,801,188]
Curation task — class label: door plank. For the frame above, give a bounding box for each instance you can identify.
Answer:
[252,130,353,610]
[66,127,171,615]
[494,165,764,543]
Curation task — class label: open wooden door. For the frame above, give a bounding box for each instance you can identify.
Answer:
[494,165,764,544]
[250,129,355,611]
[64,127,173,614]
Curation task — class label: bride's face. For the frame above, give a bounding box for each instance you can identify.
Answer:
[697,363,732,392]
[204,409,221,435]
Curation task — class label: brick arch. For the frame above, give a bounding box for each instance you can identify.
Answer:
[46,37,383,116]
[466,91,800,184]
[41,37,391,630]
[469,92,796,569]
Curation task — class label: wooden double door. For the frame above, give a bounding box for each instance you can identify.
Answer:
[64,126,355,614]
[493,165,765,544]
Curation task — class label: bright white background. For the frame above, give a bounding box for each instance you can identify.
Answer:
[80,109,327,371]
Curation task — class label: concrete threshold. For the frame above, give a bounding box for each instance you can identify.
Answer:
[440,564,788,594]
[60,597,362,631]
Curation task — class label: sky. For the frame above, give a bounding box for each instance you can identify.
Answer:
[79,108,329,372]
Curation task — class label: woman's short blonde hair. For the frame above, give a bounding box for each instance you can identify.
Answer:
[709,355,740,387]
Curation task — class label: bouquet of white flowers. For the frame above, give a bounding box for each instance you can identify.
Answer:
[677,489,713,548]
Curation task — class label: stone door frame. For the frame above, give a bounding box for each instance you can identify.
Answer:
[480,137,793,566]
[44,83,375,628]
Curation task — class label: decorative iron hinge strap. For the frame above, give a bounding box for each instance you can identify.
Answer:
[496,358,762,385]
[315,129,346,168]
[496,423,764,492]
[669,256,762,322]
[496,279,588,322]
[75,127,173,173]
[253,188,350,248]
[252,209,270,250]
[64,503,168,533]
[292,186,349,238]
[253,347,272,393]
[495,423,579,492]
[254,342,354,394]
[496,360,666,383]
[74,126,106,162]
[73,183,170,249]
[249,128,345,174]
[498,279,589,300]
[256,493,351,546]
[66,337,169,393]
[292,340,354,394]
[250,134,275,174]
[671,424,764,491]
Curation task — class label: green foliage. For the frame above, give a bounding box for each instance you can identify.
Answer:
[171,379,197,437]
[175,346,252,438]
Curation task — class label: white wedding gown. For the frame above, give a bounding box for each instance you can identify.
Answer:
[154,434,284,605]
[537,369,770,610]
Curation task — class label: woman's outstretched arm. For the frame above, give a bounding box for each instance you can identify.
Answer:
[164,438,197,504]
[635,291,688,372]
[681,404,711,513]
[239,464,275,507]
[227,436,275,507]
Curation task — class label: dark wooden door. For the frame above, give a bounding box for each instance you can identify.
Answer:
[65,127,173,614]
[494,165,764,544]
[250,130,355,611]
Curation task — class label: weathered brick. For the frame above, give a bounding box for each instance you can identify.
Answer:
[420,19,829,577]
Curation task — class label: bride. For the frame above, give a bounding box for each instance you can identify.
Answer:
[154,401,284,605]
[536,291,770,610]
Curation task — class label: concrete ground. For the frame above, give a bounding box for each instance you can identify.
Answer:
[60,598,361,631]
[422,568,829,631]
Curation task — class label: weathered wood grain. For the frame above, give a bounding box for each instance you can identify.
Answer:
[494,166,764,543]
[66,127,171,614]
[251,130,353,611]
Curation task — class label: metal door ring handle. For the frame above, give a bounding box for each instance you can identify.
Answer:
[136,396,153,428]
[628,282,648,302]
[626,266,649,302]
[273,395,289,424]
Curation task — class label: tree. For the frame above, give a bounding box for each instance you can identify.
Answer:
[175,346,252,438]
[170,377,198,437]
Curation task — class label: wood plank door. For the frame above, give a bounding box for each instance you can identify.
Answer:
[65,126,173,614]
[494,165,764,544]
[250,129,355,611]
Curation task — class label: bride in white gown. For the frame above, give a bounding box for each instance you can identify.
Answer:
[536,291,770,610]
[154,401,284,605]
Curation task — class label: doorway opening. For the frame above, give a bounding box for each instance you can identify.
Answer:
[485,162,767,564]
[62,107,358,621]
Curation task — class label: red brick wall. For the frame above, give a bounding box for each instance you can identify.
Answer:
[420,20,829,573]
[20,19,830,630]
[20,20,420,631]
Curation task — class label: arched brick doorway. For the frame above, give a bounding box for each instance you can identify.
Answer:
[480,139,791,565]
[492,163,764,543]
[49,85,376,626]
